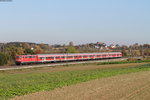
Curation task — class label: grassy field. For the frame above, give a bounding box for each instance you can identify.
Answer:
[0,63,150,99]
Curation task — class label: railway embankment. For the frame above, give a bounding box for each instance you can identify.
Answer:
[0,58,127,71]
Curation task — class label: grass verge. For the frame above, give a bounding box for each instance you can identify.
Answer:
[0,63,150,99]
[97,60,150,65]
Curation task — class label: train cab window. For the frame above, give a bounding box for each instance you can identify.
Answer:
[29,56,32,58]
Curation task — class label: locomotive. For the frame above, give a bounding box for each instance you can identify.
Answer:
[15,52,122,65]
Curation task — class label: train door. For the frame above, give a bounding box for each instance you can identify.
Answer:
[43,57,46,62]
[41,57,46,62]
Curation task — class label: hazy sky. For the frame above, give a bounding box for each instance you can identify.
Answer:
[0,0,150,45]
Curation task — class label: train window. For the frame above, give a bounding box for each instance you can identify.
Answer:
[39,57,44,59]
[50,57,54,59]
[16,56,22,58]
[61,56,65,58]
[46,57,50,59]
[29,56,32,58]
[33,56,36,58]
[47,57,54,59]
[56,57,60,59]
[67,56,72,58]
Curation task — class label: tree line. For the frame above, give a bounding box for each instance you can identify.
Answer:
[0,42,150,65]
[0,42,78,65]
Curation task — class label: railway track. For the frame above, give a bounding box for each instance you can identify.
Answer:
[0,58,127,71]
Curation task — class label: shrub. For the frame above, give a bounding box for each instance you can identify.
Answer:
[0,52,9,65]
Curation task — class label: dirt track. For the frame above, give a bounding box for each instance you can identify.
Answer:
[12,71,150,100]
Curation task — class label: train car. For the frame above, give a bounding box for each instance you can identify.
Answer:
[15,52,122,65]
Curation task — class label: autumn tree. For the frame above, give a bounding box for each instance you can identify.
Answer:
[6,46,25,59]
[22,43,30,49]
[33,45,44,54]
[134,50,140,56]
[121,50,127,57]
[24,48,34,54]
[39,44,50,51]
[144,49,150,56]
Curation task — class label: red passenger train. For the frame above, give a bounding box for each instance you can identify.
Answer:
[15,52,122,65]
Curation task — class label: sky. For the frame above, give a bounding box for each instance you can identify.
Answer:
[0,0,150,45]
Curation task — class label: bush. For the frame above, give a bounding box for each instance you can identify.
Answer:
[0,52,9,65]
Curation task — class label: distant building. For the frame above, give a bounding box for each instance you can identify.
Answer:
[109,44,116,49]
[88,42,107,50]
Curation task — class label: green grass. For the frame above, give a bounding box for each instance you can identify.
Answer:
[62,60,150,67]
[97,60,150,65]
[0,63,150,100]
